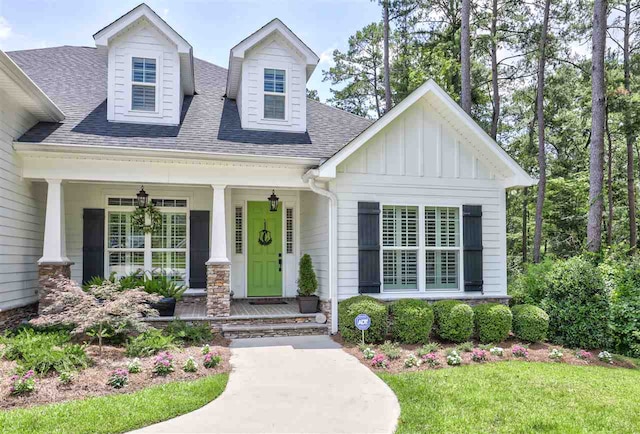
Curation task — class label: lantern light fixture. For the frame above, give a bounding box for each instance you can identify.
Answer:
[136,186,149,209]
[268,190,279,212]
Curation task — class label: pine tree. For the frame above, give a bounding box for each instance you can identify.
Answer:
[297,254,318,296]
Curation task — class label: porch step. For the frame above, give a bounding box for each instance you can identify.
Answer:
[221,322,329,339]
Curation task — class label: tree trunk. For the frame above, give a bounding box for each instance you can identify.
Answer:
[461,0,472,114]
[587,0,608,253]
[382,1,392,113]
[606,104,614,245]
[624,0,637,250]
[490,0,500,139]
[522,186,529,263]
[533,0,551,263]
[373,60,382,119]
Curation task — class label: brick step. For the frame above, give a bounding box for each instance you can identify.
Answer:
[221,322,329,339]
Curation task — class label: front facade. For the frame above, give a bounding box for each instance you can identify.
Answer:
[0,4,534,334]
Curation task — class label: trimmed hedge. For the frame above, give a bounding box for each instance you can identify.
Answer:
[390,299,434,344]
[338,296,388,343]
[473,303,512,344]
[512,304,549,343]
[432,300,474,343]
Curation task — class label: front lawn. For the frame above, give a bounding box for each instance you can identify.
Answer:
[380,362,640,433]
[0,374,228,434]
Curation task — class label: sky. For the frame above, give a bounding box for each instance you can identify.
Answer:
[0,0,382,102]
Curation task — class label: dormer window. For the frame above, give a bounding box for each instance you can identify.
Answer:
[131,57,156,111]
[263,68,286,120]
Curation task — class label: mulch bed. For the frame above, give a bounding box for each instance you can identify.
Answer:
[339,337,637,374]
[0,344,231,411]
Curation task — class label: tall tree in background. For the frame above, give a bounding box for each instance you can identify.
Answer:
[489,0,500,138]
[382,0,393,112]
[461,0,472,113]
[533,0,552,263]
[587,0,608,252]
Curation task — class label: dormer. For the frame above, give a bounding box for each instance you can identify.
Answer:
[93,4,194,126]
[226,19,319,133]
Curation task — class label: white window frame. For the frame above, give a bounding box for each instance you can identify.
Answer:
[380,205,420,292]
[104,196,190,286]
[126,52,161,117]
[380,203,464,293]
[261,65,289,123]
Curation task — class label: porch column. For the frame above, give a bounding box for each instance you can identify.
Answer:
[38,179,72,314]
[206,185,231,317]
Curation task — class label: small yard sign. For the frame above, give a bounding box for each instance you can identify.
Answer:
[355,314,371,345]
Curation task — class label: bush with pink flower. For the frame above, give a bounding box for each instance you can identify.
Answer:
[576,350,592,360]
[421,353,440,367]
[106,368,129,389]
[203,352,222,369]
[512,345,529,358]
[471,349,488,362]
[370,354,388,368]
[152,352,174,376]
[9,370,36,395]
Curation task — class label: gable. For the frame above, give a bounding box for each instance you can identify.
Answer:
[337,99,496,181]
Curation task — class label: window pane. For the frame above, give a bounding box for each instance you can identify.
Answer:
[108,212,144,249]
[286,208,294,254]
[152,251,186,285]
[426,250,458,289]
[152,213,187,249]
[383,250,418,290]
[264,95,285,119]
[109,251,144,277]
[382,206,418,247]
[132,57,156,83]
[235,207,243,254]
[264,68,285,93]
[425,207,459,247]
[132,85,156,111]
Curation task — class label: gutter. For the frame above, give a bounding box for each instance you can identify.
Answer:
[303,169,339,334]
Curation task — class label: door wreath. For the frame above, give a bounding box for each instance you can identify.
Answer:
[258,220,273,246]
[131,203,163,234]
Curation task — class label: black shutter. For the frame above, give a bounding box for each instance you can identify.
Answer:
[82,208,105,284]
[358,202,381,293]
[189,211,210,289]
[463,205,483,292]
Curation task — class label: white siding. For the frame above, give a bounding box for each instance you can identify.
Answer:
[299,191,330,301]
[334,98,507,300]
[0,88,45,309]
[239,34,307,133]
[108,21,181,125]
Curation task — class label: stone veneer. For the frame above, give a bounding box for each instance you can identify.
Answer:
[38,263,72,315]
[0,303,38,330]
[319,299,332,327]
[206,263,231,317]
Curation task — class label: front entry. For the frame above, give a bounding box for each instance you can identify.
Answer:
[247,201,283,297]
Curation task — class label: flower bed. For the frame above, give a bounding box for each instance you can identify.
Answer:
[0,343,230,411]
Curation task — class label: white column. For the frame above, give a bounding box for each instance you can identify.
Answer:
[38,179,70,264]
[207,184,230,264]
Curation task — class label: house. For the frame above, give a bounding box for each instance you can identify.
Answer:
[0,4,535,335]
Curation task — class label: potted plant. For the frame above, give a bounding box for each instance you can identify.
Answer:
[297,254,319,313]
[143,270,187,317]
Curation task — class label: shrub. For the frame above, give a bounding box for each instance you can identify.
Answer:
[511,304,549,343]
[490,347,504,357]
[446,350,462,366]
[297,254,318,296]
[338,296,388,343]
[152,352,174,376]
[58,371,74,385]
[201,344,211,355]
[542,256,610,349]
[548,348,563,361]
[370,354,388,368]
[403,354,419,368]
[416,343,440,357]
[598,351,613,364]
[456,342,474,353]
[362,347,375,360]
[183,356,198,372]
[164,321,212,345]
[126,329,175,358]
[390,299,434,344]
[511,345,528,358]
[576,349,592,360]
[9,370,36,395]
[432,300,474,343]
[203,352,222,369]
[473,303,512,344]
[107,369,129,389]
[471,349,487,362]
[605,258,640,357]
[508,259,555,306]
[127,358,142,374]
[421,353,440,367]
[379,341,402,359]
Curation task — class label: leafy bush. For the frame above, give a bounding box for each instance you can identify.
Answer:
[297,254,318,296]
[183,357,198,372]
[471,349,488,362]
[456,341,474,353]
[379,341,402,359]
[9,370,36,395]
[416,342,440,356]
[508,259,555,306]
[203,352,222,369]
[58,371,74,385]
[511,304,549,343]
[125,329,175,358]
[432,300,474,343]
[390,299,434,344]
[164,321,212,345]
[107,369,129,389]
[603,257,640,357]
[0,328,88,375]
[542,256,610,349]
[512,344,529,358]
[338,296,388,343]
[446,350,462,366]
[127,358,142,374]
[473,303,512,344]
[152,352,174,376]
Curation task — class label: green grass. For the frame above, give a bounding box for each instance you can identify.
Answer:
[380,362,640,433]
[0,374,228,434]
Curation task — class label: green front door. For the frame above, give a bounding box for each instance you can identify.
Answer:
[247,201,283,297]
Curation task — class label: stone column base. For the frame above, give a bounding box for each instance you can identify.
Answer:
[206,263,231,317]
[38,262,72,315]
[319,299,332,328]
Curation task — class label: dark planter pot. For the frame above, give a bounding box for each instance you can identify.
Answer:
[298,295,319,314]
[152,297,176,317]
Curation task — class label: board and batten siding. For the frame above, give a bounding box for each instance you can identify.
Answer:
[239,34,307,133]
[332,97,507,300]
[0,88,45,310]
[108,21,181,125]
[299,191,330,300]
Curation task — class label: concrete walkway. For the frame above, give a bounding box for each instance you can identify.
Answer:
[134,336,399,433]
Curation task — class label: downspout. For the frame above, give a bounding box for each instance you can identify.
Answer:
[304,170,339,334]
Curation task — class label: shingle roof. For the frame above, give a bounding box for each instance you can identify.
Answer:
[7,46,371,160]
